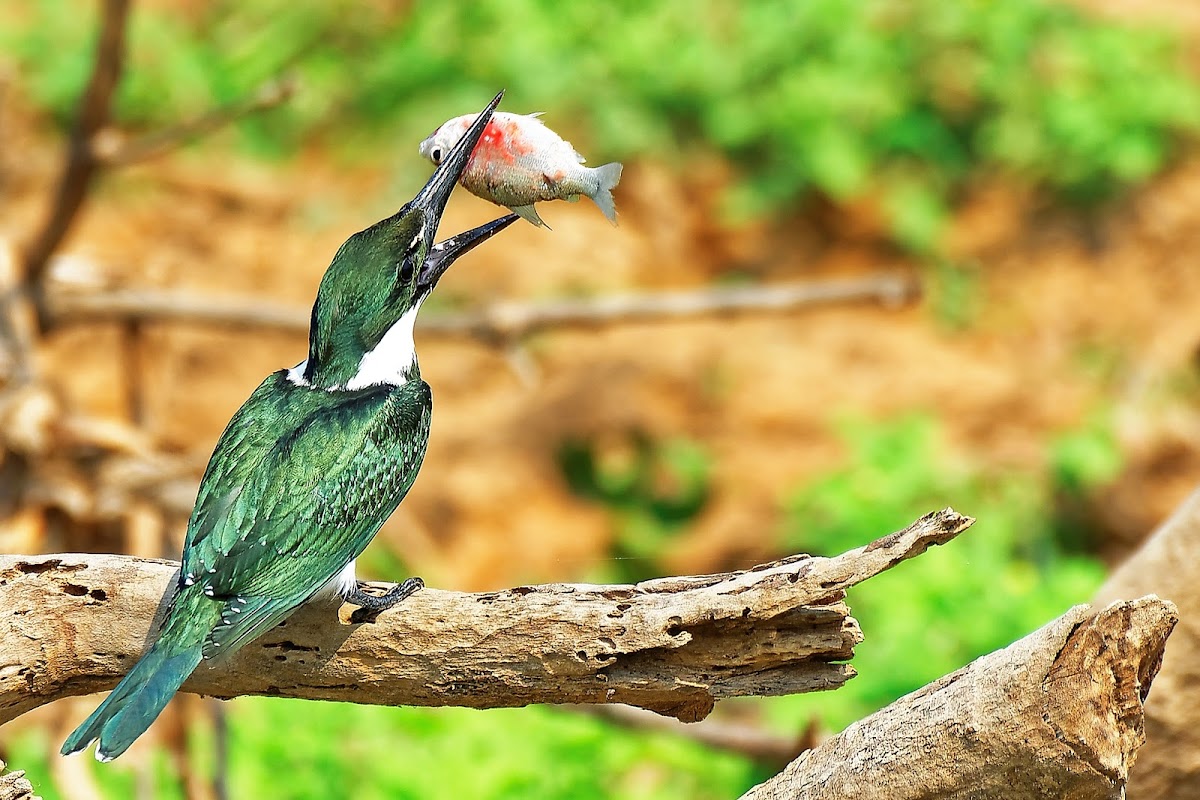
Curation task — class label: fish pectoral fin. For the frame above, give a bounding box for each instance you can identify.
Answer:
[511,204,551,229]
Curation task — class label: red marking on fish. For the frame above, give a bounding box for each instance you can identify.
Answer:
[474,120,517,165]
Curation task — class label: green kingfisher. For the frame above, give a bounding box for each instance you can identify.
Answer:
[62,92,519,762]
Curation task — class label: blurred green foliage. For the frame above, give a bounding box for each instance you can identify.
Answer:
[7,0,1200,248]
[559,432,711,581]
[769,415,1109,729]
[11,703,766,800]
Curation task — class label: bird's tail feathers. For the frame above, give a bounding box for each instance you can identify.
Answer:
[61,639,203,761]
[587,162,623,225]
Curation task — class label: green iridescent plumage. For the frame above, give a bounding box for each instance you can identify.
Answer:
[62,92,518,762]
[186,373,433,657]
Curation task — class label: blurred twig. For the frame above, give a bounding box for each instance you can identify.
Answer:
[20,0,293,327]
[424,274,918,342]
[48,715,104,800]
[576,704,816,768]
[48,287,307,331]
[47,272,919,341]
[94,76,296,168]
[20,0,130,303]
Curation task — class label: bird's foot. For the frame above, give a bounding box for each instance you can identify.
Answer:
[347,577,424,623]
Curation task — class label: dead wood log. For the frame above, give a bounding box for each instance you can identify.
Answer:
[739,596,1176,800]
[0,761,36,800]
[0,509,970,728]
[1093,487,1200,800]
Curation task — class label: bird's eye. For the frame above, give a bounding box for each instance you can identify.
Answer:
[399,233,422,282]
[431,147,443,165]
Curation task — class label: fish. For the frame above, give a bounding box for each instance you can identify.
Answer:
[419,111,623,229]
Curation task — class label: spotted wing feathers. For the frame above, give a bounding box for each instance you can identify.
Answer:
[182,371,433,642]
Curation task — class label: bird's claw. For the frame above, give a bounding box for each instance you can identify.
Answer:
[348,577,424,623]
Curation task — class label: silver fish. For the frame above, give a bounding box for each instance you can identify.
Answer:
[419,111,623,228]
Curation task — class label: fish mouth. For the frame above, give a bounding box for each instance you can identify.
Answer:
[409,89,514,292]
[419,213,519,291]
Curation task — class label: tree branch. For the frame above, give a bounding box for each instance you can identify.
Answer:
[0,509,970,727]
[21,0,130,295]
[92,76,296,168]
[741,596,1177,799]
[46,273,918,341]
[577,703,810,767]
[419,274,918,342]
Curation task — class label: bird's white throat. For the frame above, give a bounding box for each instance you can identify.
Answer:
[287,302,422,391]
[345,303,422,389]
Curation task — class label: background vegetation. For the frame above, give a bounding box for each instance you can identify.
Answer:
[3,0,1199,797]
[8,0,1200,246]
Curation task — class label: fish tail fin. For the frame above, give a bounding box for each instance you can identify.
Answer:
[588,162,624,225]
[511,204,550,229]
[61,640,203,761]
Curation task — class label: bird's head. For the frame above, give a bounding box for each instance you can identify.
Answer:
[301,91,517,390]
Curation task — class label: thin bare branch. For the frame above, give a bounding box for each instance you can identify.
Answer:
[0,509,971,727]
[422,274,919,342]
[577,704,809,767]
[21,0,130,294]
[94,76,296,168]
[46,273,919,341]
[48,287,307,332]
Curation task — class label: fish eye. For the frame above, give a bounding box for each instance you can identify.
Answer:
[431,147,443,165]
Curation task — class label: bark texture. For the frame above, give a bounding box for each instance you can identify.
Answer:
[0,762,36,800]
[739,596,1176,800]
[1094,487,1200,800]
[0,509,970,727]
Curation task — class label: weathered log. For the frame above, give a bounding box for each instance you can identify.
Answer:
[0,761,36,800]
[0,509,970,727]
[739,596,1176,800]
[1094,487,1200,800]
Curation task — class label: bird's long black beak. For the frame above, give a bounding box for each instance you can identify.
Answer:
[410,89,515,291]
[412,89,502,228]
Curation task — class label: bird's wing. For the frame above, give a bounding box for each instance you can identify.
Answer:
[179,371,432,655]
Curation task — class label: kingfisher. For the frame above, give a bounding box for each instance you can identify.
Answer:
[62,93,519,762]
